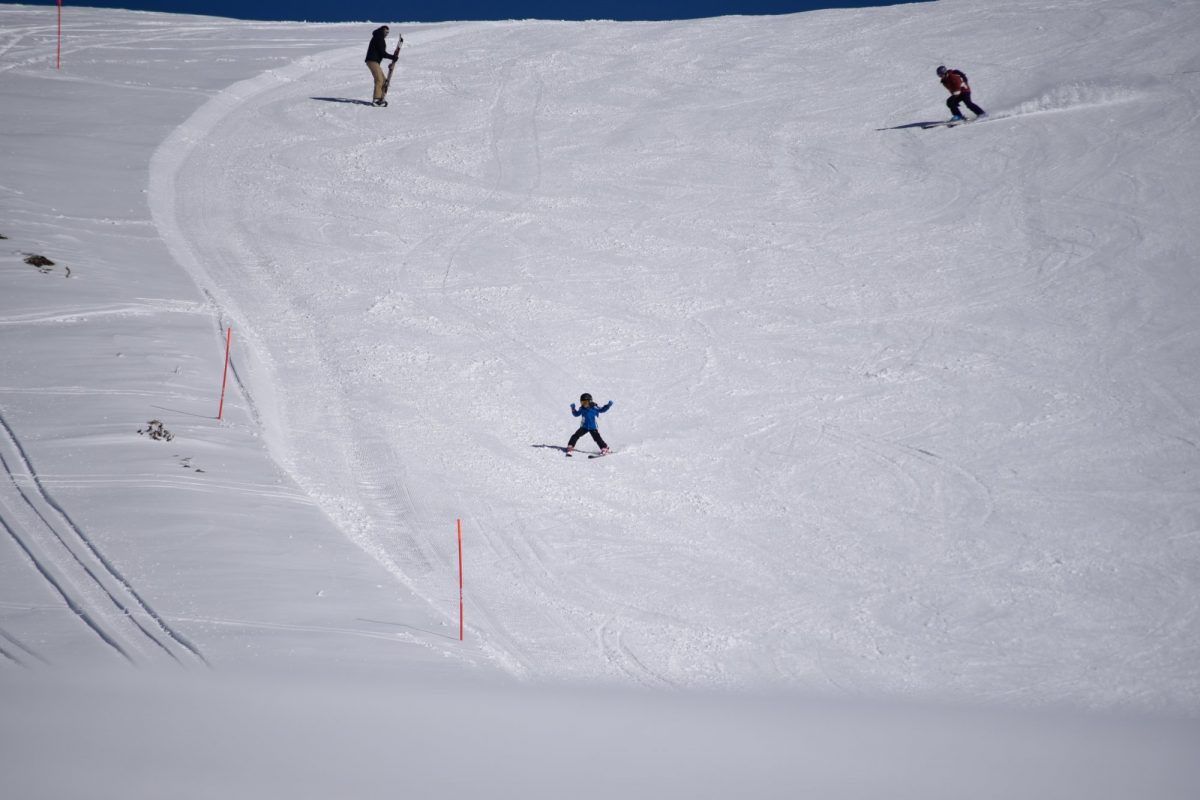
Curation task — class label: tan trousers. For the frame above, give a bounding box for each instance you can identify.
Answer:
[368,60,386,102]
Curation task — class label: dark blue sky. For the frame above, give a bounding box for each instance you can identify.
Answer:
[32,0,919,23]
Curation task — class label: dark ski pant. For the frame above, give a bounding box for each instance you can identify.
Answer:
[947,91,985,118]
[568,427,608,451]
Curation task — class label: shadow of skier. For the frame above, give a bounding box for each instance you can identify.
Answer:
[311,96,375,107]
[876,120,958,131]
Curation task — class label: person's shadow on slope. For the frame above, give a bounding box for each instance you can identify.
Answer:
[311,96,375,107]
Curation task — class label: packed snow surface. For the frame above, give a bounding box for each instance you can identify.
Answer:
[2,0,1199,796]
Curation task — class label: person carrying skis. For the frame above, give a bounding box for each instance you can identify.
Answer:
[937,65,986,122]
[365,25,399,107]
[565,393,612,456]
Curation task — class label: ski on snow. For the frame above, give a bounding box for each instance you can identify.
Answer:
[563,448,610,459]
[923,114,992,129]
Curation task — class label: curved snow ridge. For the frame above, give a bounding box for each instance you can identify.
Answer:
[149,45,356,305]
[145,35,522,677]
[146,46,362,474]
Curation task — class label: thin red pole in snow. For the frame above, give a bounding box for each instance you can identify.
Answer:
[56,0,62,69]
[458,519,464,641]
[217,327,232,420]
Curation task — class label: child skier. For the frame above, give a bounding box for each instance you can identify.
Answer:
[565,393,612,456]
[937,65,987,122]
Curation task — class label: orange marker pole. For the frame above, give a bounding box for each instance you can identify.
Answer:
[458,519,464,641]
[217,327,232,420]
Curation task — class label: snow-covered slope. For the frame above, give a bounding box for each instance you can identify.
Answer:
[2,1,1200,795]
[146,0,1200,706]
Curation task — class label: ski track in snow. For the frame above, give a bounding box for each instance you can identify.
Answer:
[0,408,207,668]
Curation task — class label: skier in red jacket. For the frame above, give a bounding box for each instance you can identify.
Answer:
[937,65,987,122]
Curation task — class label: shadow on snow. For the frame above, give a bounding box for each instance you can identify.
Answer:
[311,96,374,107]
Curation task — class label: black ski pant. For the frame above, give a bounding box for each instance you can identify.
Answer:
[568,427,608,450]
[947,91,985,117]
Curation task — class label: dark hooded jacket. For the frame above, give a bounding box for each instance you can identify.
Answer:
[365,26,394,64]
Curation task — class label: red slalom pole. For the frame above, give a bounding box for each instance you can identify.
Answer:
[458,519,464,641]
[56,0,62,69]
[217,327,232,420]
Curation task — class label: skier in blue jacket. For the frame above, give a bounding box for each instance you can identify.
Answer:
[566,393,612,455]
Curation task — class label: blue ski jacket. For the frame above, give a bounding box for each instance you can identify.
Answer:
[571,400,612,430]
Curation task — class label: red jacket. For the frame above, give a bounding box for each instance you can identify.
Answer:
[941,69,970,95]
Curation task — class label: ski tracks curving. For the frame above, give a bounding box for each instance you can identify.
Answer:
[0,408,207,667]
[465,506,678,687]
